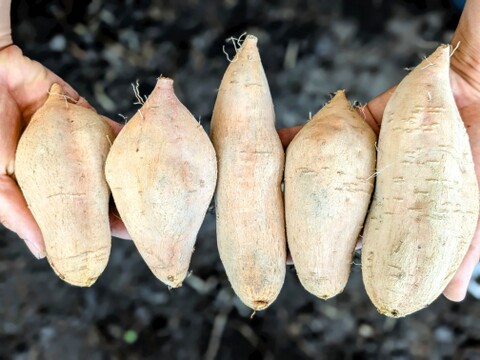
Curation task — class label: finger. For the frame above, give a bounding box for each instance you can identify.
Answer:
[355,237,363,250]
[109,209,131,239]
[0,175,46,259]
[102,115,123,136]
[443,221,480,301]
[3,46,104,126]
[356,86,396,135]
[443,104,480,301]
[3,47,81,120]
[0,88,44,258]
[0,89,21,175]
[286,252,293,265]
[277,125,303,150]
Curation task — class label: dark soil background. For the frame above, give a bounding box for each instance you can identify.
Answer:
[2,0,480,359]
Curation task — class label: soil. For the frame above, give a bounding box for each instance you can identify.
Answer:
[2,1,480,359]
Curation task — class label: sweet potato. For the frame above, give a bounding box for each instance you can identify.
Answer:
[285,91,376,299]
[362,45,479,317]
[15,83,114,286]
[210,35,286,311]
[105,77,217,288]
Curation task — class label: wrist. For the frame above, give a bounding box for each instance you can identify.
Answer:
[0,0,12,49]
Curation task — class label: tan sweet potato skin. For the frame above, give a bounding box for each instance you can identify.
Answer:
[105,78,217,288]
[285,91,376,299]
[15,84,114,287]
[362,45,479,317]
[210,35,286,311]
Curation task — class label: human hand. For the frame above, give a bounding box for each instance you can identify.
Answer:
[278,0,480,302]
[0,44,128,259]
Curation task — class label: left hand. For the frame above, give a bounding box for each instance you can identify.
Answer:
[0,44,128,259]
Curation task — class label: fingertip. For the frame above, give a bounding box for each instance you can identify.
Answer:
[443,254,477,302]
[111,226,131,240]
[16,218,46,260]
[286,252,293,265]
[444,228,480,302]
[355,238,363,251]
[443,278,468,302]
[109,211,131,240]
[359,86,397,134]
[278,125,303,150]
[0,175,46,259]
[23,237,46,260]
[52,79,80,103]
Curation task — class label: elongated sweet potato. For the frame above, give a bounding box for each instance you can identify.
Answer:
[15,83,114,286]
[285,91,376,299]
[105,77,217,288]
[210,35,286,311]
[362,45,479,317]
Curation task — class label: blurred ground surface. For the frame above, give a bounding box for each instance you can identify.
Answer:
[2,0,480,359]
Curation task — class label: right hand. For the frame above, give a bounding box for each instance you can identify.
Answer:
[0,44,127,259]
[279,0,480,303]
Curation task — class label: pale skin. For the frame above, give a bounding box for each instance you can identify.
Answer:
[0,0,478,300]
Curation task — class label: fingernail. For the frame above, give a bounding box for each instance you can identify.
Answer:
[23,238,46,260]
[6,159,15,176]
